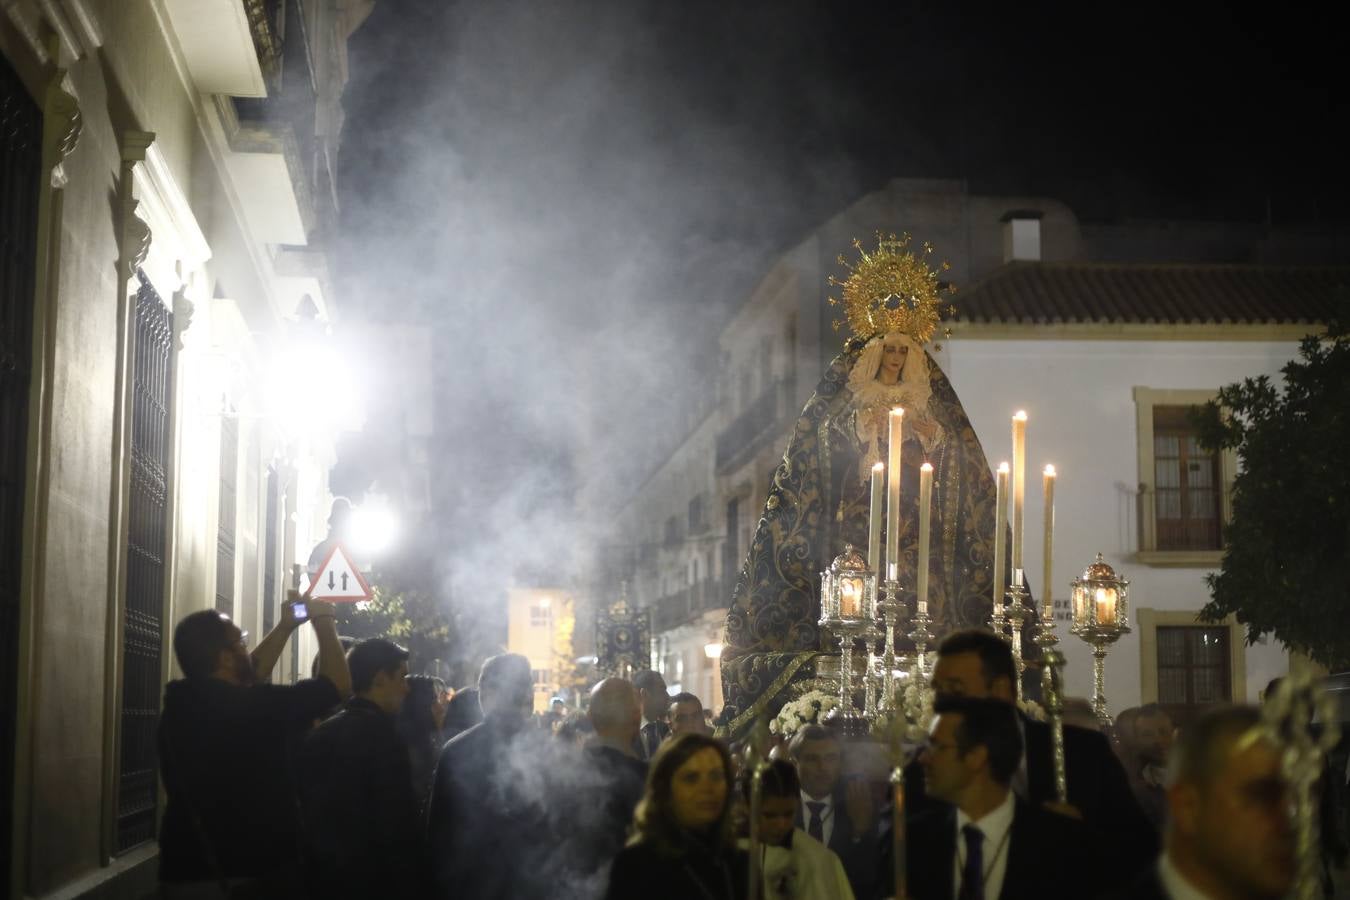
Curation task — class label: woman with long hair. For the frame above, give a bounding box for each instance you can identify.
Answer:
[605,732,748,900]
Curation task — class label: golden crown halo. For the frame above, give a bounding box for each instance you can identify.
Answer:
[828,233,956,344]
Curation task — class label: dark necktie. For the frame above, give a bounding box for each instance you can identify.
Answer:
[959,824,984,900]
[806,801,825,842]
[643,722,660,757]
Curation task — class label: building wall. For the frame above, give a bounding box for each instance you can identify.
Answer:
[506,587,574,713]
[942,336,1297,712]
[2,1,363,895]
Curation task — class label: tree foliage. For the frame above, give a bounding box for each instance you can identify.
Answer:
[551,602,589,704]
[1193,322,1350,669]
[336,572,455,676]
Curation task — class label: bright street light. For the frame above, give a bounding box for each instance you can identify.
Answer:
[349,501,399,556]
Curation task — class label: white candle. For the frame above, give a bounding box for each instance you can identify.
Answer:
[1043,464,1056,620]
[886,408,904,581]
[868,463,884,578]
[917,462,933,615]
[993,463,1009,616]
[1011,411,1027,582]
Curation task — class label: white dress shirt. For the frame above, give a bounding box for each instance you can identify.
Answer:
[799,790,835,847]
[1157,852,1215,900]
[953,791,1015,900]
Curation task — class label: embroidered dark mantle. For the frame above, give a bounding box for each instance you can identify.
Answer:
[719,338,1027,738]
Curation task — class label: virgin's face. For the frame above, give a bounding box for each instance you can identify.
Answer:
[669,747,728,830]
[878,334,909,384]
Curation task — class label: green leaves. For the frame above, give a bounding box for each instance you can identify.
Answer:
[1194,321,1350,668]
[337,577,455,672]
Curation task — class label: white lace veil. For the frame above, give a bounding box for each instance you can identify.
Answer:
[846,332,932,413]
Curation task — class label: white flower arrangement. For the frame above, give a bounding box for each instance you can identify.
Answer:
[898,653,937,744]
[770,690,840,739]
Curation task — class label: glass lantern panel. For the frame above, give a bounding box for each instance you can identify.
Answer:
[840,577,864,618]
[1094,587,1117,626]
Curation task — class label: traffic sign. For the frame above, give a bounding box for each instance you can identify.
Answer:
[307,542,373,602]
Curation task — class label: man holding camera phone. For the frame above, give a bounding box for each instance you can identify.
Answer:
[157,591,351,897]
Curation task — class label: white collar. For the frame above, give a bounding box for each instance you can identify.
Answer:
[1158,852,1217,900]
[956,789,1015,842]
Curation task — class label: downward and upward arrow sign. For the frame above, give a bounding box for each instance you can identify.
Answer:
[312,544,371,601]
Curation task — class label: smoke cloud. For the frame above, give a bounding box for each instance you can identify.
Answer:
[333,0,886,673]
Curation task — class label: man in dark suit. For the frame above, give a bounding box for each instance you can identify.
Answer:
[884,695,1101,899]
[427,653,573,898]
[1104,705,1295,900]
[632,669,671,759]
[298,638,426,897]
[788,724,878,898]
[904,630,1158,875]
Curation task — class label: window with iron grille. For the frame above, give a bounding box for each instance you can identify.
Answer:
[1152,406,1222,551]
[262,466,280,638]
[0,56,41,882]
[530,604,551,628]
[117,273,174,852]
[1156,625,1231,729]
[215,416,238,614]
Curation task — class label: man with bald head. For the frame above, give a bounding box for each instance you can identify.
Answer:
[575,678,648,882]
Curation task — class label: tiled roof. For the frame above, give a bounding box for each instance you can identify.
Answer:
[947,262,1350,326]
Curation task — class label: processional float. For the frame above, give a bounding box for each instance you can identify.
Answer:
[738,235,1332,900]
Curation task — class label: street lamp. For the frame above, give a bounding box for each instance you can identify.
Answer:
[269,294,364,435]
[1070,553,1131,724]
[349,499,399,557]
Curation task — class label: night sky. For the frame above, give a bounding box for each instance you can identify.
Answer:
[332,0,1347,625]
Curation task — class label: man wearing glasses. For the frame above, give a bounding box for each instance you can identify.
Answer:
[157,593,351,897]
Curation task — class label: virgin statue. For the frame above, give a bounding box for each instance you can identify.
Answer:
[719,236,1015,738]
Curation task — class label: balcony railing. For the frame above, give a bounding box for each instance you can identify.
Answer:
[1136,484,1230,555]
[652,578,732,632]
[716,377,792,473]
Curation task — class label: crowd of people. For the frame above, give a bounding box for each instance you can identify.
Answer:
[155,597,1335,899]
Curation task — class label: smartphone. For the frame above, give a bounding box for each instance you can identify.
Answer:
[294,601,308,621]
